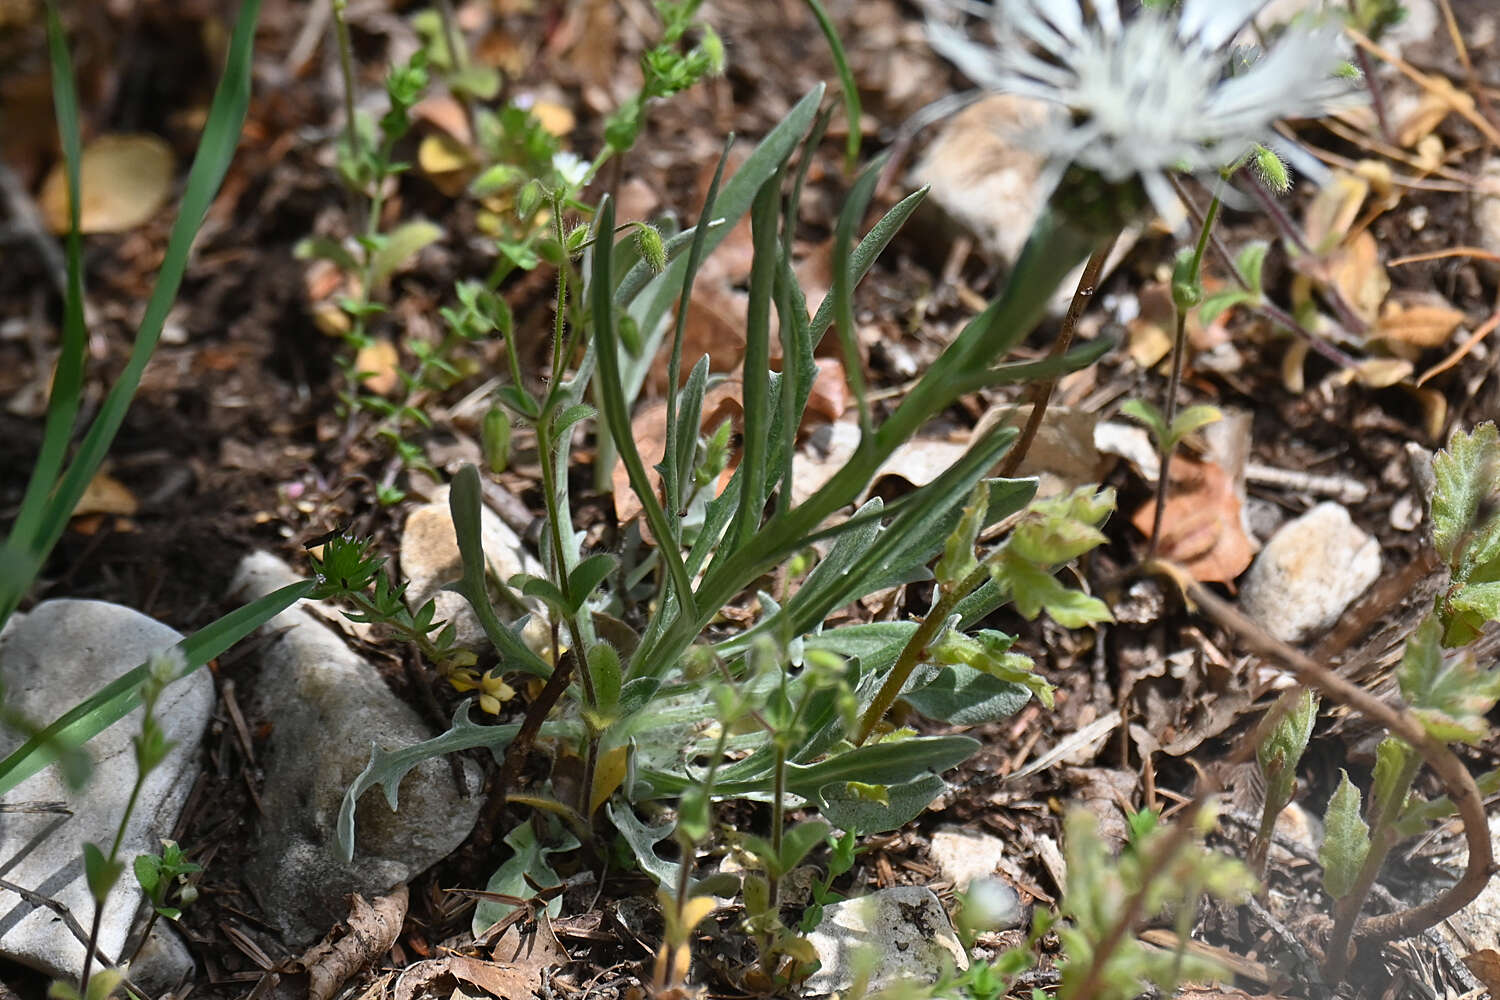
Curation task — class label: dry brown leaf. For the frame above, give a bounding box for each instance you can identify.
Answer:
[418,133,477,196]
[1464,948,1500,995]
[1349,357,1413,388]
[301,885,408,1000]
[791,420,862,506]
[531,100,576,137]
[612,380,743,524]
[40,133,175,234]
[803,357,849,428]
[1130,458,1254,584]
[412,94,473,145]
[355,339,401,396]
[1303,169,1369,252]
[647,280,747,394]
[1326,230,1389,327]
[73,471,139,518]
[868,436,970,494]
[1375,297,1465,349]
[393,955,545,1000]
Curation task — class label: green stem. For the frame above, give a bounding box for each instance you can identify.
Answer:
[854,560,988,746]
[1147,190,1221,561]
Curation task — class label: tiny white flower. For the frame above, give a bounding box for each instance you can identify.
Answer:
[928,0,1355,224]
[552,151,590,189]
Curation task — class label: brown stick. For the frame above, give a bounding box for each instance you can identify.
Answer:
[1178,573,1496,974]
[997,238,1117,479]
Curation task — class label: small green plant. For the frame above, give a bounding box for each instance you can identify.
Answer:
[1303,422,1500,975]
[312,82,1116,981]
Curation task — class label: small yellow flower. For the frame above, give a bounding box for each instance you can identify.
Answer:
[448,668,516,715]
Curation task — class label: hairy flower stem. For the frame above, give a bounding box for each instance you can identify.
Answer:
[1169,175,1359,370]
[1147,191,1221,561]
[332,0,360,172]
[854,559,990,746]
[998,237,1117,479]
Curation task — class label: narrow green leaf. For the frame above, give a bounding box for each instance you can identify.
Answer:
[0,579,312,797]
[801,0,861,168]
[1,0,264,626]
[567,553,618,609]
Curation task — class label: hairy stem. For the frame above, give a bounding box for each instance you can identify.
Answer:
[998,237,1117,479]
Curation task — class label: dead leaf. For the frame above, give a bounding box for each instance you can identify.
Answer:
[418,133,477,197]
[973,404,1103,495]
[803,357,849,428]
[300,886,408,1000]
[1464,948,1500,995]
[1375,296,1465,350]
[1303,170,1369,252]
[531,100,576,137]
[612,380,743,524]
[1326,230,1389,327]
[1349,357,1413,388]
[393,955,545,1000]
[1131,458,1254,584]
[648,281,748,394]
[791,420,862,506]
[413,94,473,145]
[867,435,970,495]
[40,133,175,234]
[355,339,401,395]
[74,471,139,518]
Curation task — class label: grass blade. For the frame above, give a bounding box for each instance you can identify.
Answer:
[0,579,312,797]
[0,0,263,624]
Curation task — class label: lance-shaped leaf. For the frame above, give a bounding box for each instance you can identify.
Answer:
[1320,771,1370,900]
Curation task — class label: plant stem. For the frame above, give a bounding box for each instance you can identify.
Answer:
[332,0,360,170]
[1147,192,1221,560]
[854,560,987,746]
[997,237,1117,479]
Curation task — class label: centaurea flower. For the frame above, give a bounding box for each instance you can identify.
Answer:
[928,0,1353,227]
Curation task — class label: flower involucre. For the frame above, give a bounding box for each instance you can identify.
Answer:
[928,0,1352,219]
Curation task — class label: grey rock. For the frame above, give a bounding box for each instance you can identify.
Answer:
[928,827,1006,892]
[228,552,483,946]
[125,921,195,995]
[0,600,211,981]
[804,886,967,996]
[1238,502,1381,644]
[399,485,544,651]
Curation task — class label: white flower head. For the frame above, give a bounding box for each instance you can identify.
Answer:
[552,150,590,190]
[928,0,1355,226]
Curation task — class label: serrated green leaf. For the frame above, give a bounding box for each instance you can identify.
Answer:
[1431,422,1500,576]
[1371,736,1415,824]
[1320,771,1370,900]
[930,629,1052,708]
[996,553,1112,628]
[1397,614,1500,745]
[1007,485,1115,566]
[473,818,578,936]
[935,488,983,590]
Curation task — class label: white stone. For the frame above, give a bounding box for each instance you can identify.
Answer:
[1238,502,1381,643]
[804,885,967,995]
[929,827,1007,892]
[1473,157,1500,277]
[399,485,544,651]
[0,600,211,981]
[228,552,483,945]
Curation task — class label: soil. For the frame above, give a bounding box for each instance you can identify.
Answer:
[3,1,1500,999]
